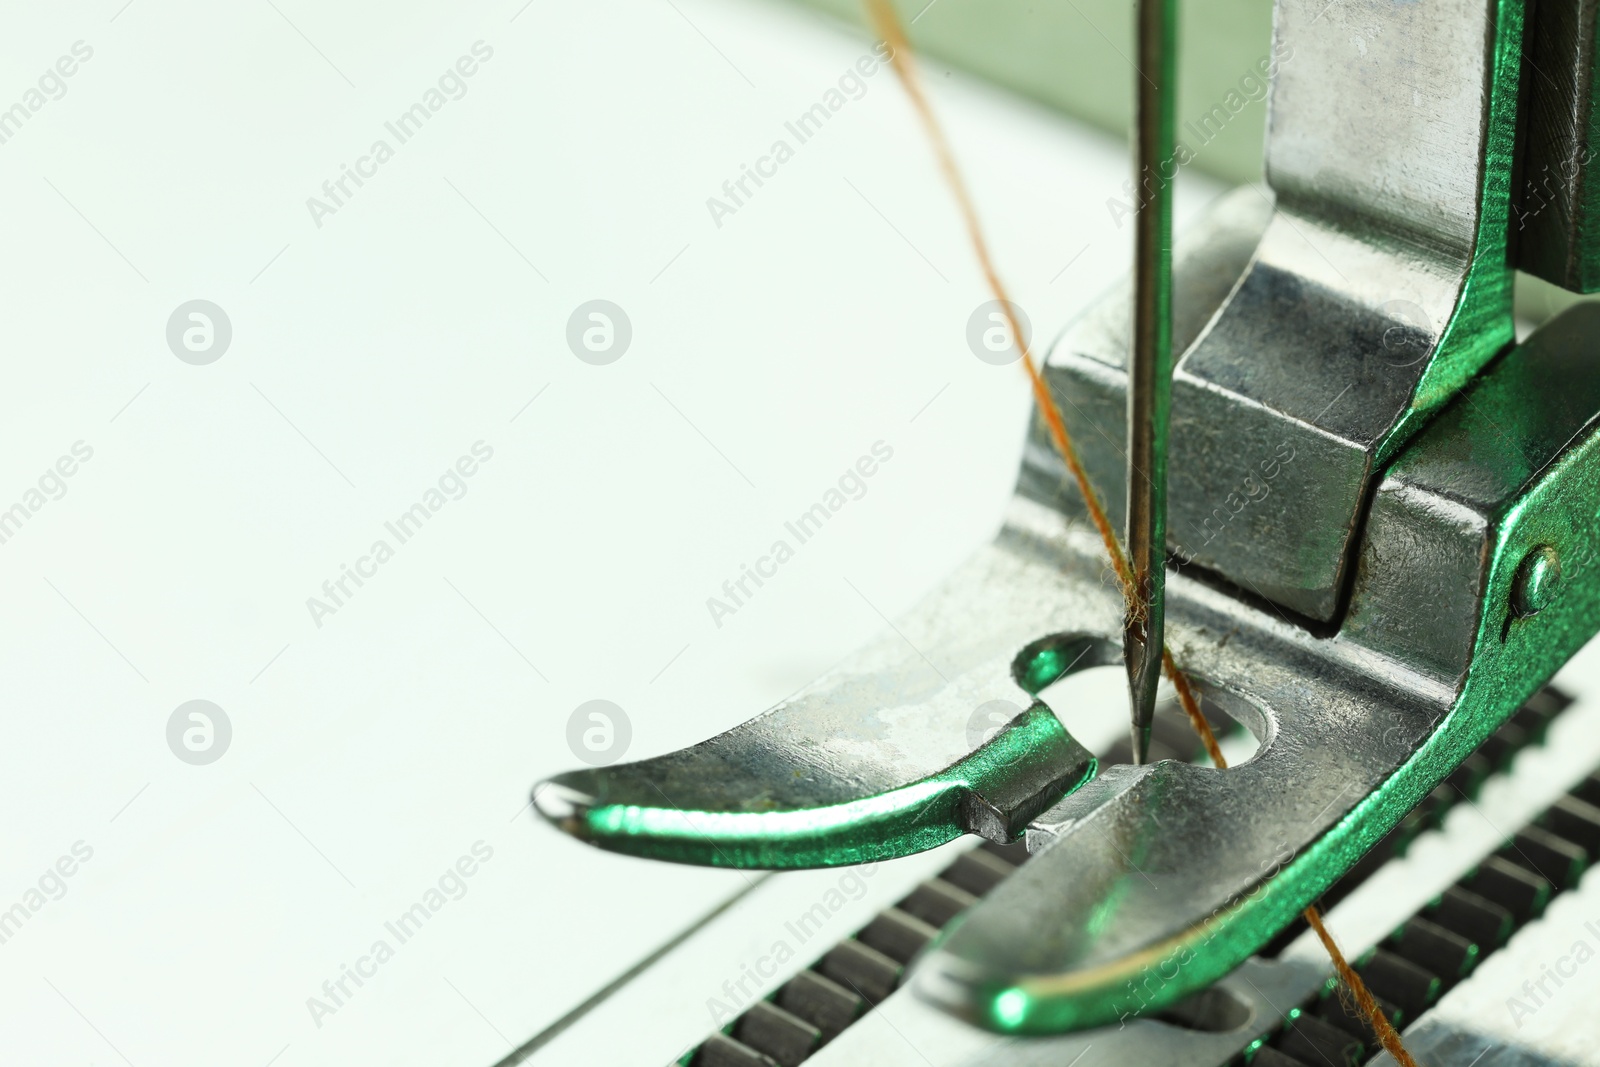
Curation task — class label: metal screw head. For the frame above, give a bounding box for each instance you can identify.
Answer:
[1511,545,1561,618]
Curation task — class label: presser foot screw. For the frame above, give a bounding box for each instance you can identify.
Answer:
[1511,545,1561,618]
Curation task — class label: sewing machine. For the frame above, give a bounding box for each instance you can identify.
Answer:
[523,1,1600,1065]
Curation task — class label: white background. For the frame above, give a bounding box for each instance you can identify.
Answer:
[0,0,1225,1063]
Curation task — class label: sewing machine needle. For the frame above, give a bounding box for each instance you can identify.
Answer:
[1126,0,1176,765]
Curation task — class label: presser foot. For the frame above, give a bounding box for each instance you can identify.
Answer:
[531,0,1600,1031]
[531,300,1600,1028]
[911,303,1600,1032]
[531,545,1109,869]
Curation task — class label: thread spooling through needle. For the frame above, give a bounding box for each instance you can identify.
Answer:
[861,0,1213,765]
[860,3,1419,1063]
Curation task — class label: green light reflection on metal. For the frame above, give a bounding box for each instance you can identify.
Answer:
[1378,0,1525,459]
[947,0,1571,1034]
[993,988,1029,1029]
[574,703,1096,869]
[1019,644,1078,693]
[964,365,1600,1037]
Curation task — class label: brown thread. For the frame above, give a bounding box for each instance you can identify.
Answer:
[861,0,1133,606]
[1187,704,1416,1065]
[1304,906,1421,1067]
[1161,647,1225,767]
[864,0,1186,725]
[862,3,1418,1061]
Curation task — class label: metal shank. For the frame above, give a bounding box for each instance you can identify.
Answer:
[1031,0,1526,622]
